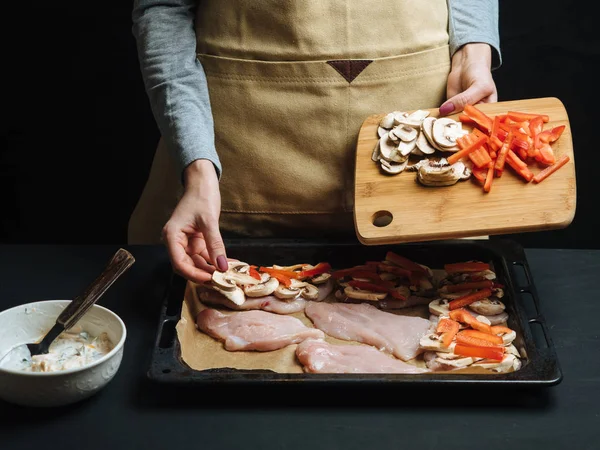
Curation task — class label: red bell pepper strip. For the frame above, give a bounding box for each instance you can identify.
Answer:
[529,116,544,137]
[297,262,331,279]
[483,161,494,193]
[436,318,460,348]
[507,111,550,123]
[506,150,534,182]
[494,131,513,177]
[384,252,427,275]
[533,154,570,184]
[378,264,413,279]
[454,344,505,361]
[458,114,477,126]
[456,331,503,347]
[448,309,493,334]
[446,280,494,293]
[471,167,487,184]
[259,266,301,279]
[444,262,490,273]
[458,329,504,345]
[248,265,262,281]
[464,104,493,133]
[469,147,493,169]
[268,272,293,287]
[536,143,556,165]
[496,127,508,141]
[449,288,493,310]
[447,134,488,165]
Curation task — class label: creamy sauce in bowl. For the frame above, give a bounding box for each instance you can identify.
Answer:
[0,330,114,373]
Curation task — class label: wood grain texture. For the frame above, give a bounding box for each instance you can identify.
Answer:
[353,97,576,245]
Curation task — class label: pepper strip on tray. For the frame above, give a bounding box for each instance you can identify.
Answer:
[454,344,504,361]
[449,288,493,310]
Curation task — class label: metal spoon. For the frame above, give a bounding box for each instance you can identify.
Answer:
[26,248,135,356]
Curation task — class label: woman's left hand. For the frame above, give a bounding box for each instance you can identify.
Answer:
[439,43,497,116]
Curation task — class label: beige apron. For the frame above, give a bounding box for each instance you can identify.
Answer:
[128,0,451,244]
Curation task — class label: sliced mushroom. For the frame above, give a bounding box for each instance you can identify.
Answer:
[432,118,465,151]
[429,299,450,316]
[388,128,400,143]
[211,271,237,291]
[211,262,261,291]
[274,280,304,300]
[411,146,424,156]
[243,276,279,297]
[417,159,470,187]
[212,285,246,306]
[492,328,517,345]
[344,285,387,301]
[378,126,388,138]
[311,273,331,284]
[380,112,396,129]
[392,111,408,125]
[300,283,319,300]
[393,125,418,142]
[434,356,474,368]
[474,315,492,326]
[380,158,409,175]
[397,109,430,128]
[419,333,454,352]
[421,117,445,151]
[415,128,437,155]
[466,308,509,326]
[378,133,407,163]
[371,141,381,162]
[473,354,521,373]
[468,298,505,316]
[505,343,521,357]
[398,138,417,156]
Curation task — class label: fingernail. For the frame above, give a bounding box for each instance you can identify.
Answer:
[217,255,228,272]
[439,102,455,116]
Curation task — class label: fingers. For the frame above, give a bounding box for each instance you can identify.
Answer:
[440,80,496,115]
[202,221,228,272]
[163,225,213,284]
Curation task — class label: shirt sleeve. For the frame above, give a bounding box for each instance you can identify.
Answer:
[131,0,222,181]
[448,0,502,70]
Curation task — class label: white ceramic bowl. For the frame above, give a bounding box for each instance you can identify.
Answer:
[0,300,126,407]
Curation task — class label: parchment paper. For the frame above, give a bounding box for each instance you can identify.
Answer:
[175,281,517,375]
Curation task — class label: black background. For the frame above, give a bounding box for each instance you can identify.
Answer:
[1,1,598,248]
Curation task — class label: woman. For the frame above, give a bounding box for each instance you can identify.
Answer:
[130,0,500,283]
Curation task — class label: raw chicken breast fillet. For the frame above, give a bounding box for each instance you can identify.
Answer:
[296,339,429,374]
[305,302,431,361]
[196,308,324,351]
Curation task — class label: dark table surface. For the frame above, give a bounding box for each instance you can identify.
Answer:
[1,243,598,450]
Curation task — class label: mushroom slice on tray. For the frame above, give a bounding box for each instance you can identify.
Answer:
[468,298,506,316]
[243,276,279,297]
[344,286,387,301]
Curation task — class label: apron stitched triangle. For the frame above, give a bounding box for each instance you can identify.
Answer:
[327,60,373,83]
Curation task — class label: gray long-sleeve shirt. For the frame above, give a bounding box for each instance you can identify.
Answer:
[132,0,501,181]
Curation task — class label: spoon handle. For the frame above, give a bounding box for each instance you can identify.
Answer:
[57,248,135,330]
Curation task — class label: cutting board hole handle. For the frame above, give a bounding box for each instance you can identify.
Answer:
[158,319,177,349]
[372,210,393,227]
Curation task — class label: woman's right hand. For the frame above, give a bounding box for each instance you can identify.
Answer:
[161,159,228,284]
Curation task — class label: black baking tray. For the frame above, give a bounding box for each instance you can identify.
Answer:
[146,238,562,387]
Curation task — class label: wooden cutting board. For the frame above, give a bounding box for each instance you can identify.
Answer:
[353,97,576,245]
